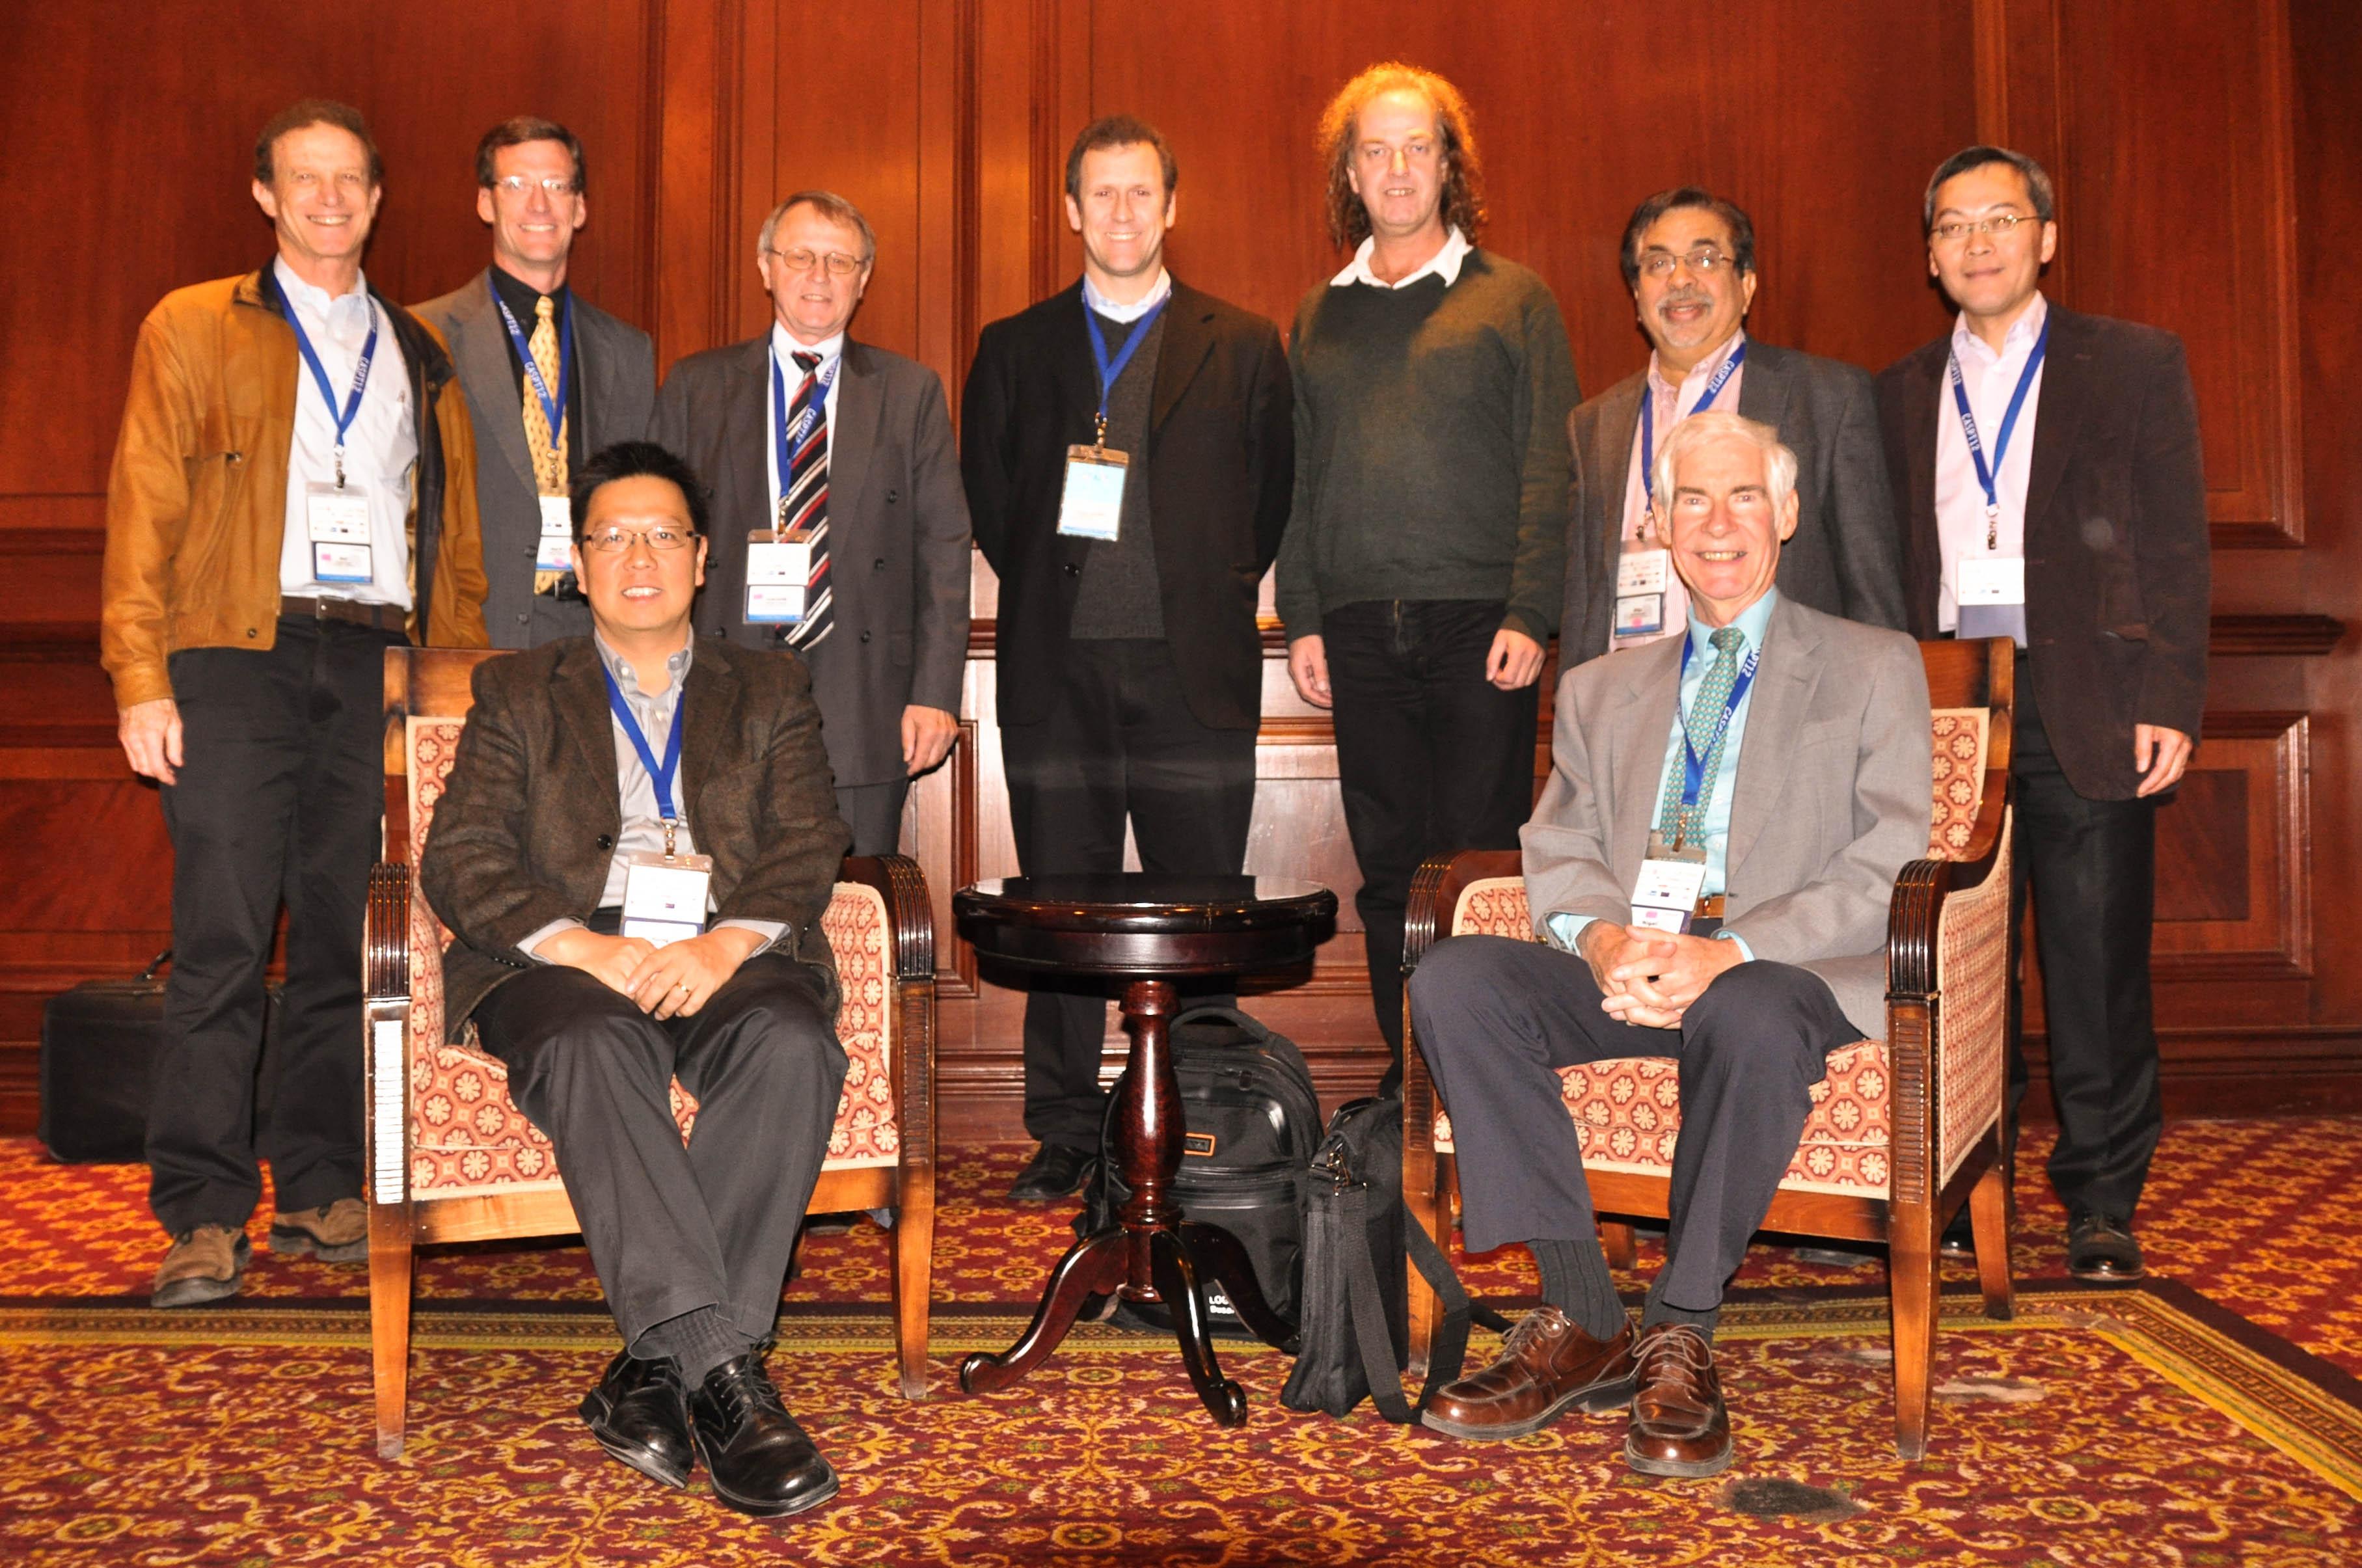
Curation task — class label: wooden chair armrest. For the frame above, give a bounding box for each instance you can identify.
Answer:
[364,861,411,1001]
[1888,773,2011,1002]
[1404,848,1525,973]
[838,854,934,983]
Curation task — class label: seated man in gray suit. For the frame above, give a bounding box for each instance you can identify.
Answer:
[1411,411,1930,1478]
[415,117,657,648]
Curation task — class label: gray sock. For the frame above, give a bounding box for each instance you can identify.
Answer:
[1640,1269,1719,1342]
[632,1306,753,1385]
[1528,1237,1627,1341]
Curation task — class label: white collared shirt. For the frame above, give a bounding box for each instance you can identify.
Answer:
[1613,330,1750,651]
[274,257,417,606]
[763,325,846,526]
[1934,291,2048,632]
[1331,225,1471,290]
[1081,267,1173,323]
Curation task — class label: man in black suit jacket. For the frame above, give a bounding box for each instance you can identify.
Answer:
[423,443,852,1518]
[1562,188,1903,664]
[1879,146,2208,1283]
[416,117,657,649]
[961,116,1293,1199]
[651,190,971,856]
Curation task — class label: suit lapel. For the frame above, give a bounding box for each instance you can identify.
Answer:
[1735,344,1791,440]
[2022,305,2093,545]
[677,642,739,845]
[1724,597,1821,879]
[455,273,539,496]
[1611,641,1684,879]
[556,641,620,806]
[723,339,772,534]
[1899,346,1945,589]
[1149,286,1215,435]
[827,341,882,547]
[1592,376,1644,535]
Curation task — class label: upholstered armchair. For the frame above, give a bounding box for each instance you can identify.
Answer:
[1400,636,2017,1458]
[360,647,937,1459]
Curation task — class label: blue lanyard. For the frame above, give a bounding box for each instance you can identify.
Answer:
[600,662,685,825]
[1084,293,1169,439]
[489,277,575,463]
[769,347,841,522]
[278,289,379,487]
[1674,633,1761,823]
[1948,315,2050,544]
[1640,339,1746,502]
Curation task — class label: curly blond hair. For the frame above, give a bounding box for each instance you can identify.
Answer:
[1316,62,1486,251]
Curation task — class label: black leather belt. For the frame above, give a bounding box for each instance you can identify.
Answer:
[281,595,402,630]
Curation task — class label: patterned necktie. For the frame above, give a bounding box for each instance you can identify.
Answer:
[780,350,833,650]
[1656,625,1747,847]
[524,295,570,595]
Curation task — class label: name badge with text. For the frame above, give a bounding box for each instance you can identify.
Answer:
[306,483,373,584]
[745,532,814,624]
[536,495,575,572]
[621,852,713,948]
[1629,836,1709,934]
[1057,446,1130,540]
[1614,547,1670,639]
[1955,554,2026,606]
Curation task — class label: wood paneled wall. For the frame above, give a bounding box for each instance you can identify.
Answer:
[1,0,2353,1137]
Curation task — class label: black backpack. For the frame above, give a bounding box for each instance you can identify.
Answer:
[1077,1005,1322,1334]
[1280,1095,1508,1421]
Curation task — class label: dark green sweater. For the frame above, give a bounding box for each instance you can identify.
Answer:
[1275,249,1577,643]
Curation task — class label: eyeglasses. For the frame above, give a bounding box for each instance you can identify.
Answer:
[580,524,696,554]
[492,175,580,197]
[765,247,867,277]
[1929,212,2040,244]
[1638,247,1735,279]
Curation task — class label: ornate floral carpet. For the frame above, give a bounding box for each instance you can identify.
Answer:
[3,1121,2360,1563]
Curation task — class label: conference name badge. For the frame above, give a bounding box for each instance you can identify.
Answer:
[1629,832,1708,934]
[745,530,814,624]
[306,483,373,583]
[1955,554,2026,606]
[620,851,713,948]
[536,495,575,572]
[1057,445,1129,541]
[1614,547,1672,639]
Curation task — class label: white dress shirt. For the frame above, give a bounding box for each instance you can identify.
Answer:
[1082,267,1173,323]
[1612,330,1750,651]
[1331,226,1471,290]
[275,257,416,606]
[763,325,847,526]
[1934,291,2048,632]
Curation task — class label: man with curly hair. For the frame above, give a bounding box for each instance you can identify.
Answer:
[1275,62,1579,1085]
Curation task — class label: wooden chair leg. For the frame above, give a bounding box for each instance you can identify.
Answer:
[1402,1145,1442,1379]
[1968,1151,2014,1321]
[1599,1220,1636,1271]
[891,1157,935,1399]
[1888,1198,1939,1460]
[368,1200,417,1459]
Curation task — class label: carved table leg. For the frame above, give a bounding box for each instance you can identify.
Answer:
[1150,1228,1247,1426]
[1113,978,1182,1299]
[960,1228,1128,1396]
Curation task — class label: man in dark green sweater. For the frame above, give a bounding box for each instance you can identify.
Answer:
[1277,62,1579,1080]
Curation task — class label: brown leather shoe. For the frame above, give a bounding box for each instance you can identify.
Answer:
[1624,1323,1731,1478]
[1421,1306,1636,1440]
[151,1225,251,1308]
[269,1198,369,1263]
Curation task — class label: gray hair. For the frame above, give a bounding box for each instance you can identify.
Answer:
[757,189,876,263]
[1922,145,2056,234]
[1649,411,1798,519]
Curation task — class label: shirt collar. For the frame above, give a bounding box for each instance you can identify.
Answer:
[273,255,369,318]
[1331,225,1471,290]
[1684,588,1779,666]
[1951,290,2048,368]
[1647,328,1747,401]
[488,263,569,323]
[593,629,696,701]
[1081,267,1173,323]
[769,324,847,372]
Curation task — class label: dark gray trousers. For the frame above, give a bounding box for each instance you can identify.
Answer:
[834,777,910,859]
[473,955,846,1347]
[1409,934,1854,1313]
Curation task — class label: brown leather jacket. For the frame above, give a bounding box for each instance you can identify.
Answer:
[101,265,491,709]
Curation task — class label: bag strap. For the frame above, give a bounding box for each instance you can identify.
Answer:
[1338,1186,1506,1424]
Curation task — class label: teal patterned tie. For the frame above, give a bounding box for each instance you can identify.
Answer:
[1656,626,1747,848]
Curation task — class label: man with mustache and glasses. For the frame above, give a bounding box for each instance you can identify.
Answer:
[1561,188,1905,668]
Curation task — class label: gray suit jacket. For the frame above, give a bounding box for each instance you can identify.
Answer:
[1560,341,1906,667]
[420,637,853,1038]
[651,336,972,790]
[413,270,657,649]
[1523,595,1931,1038]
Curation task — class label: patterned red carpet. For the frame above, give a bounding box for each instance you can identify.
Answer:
[1,1121,2359,1565]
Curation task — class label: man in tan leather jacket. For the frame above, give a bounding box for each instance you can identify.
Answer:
[99,99,488,1307]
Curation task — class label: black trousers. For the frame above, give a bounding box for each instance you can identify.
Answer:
[1001,639,1257,1147]
[473,954,845,1347]
[1409,934,1856,1312]
[146,619,404,1235]
[1325,601,1539,1071]
[834,778,910,859]
[2011,653,2163,1221]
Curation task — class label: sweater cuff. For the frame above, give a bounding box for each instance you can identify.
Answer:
[1499,606,1551,644]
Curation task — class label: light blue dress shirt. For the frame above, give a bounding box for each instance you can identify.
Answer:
[1548,589,1781,962]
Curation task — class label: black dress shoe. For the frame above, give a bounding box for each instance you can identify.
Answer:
[1006,1142,1094,1202]
[689,1353,839,1517]
[2066,1211,2145,1282]
[579,1349,694,1488]
[1939,1208,1977,1258]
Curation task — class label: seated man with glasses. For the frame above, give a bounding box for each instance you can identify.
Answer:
[420,440,854,1519]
